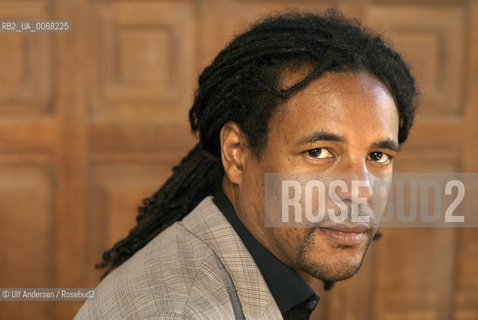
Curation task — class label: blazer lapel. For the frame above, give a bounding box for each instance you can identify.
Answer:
[181,197,282,319]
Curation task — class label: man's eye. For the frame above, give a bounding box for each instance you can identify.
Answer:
[306,148,333,159]
[367,151,391,163]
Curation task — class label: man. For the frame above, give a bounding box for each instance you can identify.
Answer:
[75,11,417,320]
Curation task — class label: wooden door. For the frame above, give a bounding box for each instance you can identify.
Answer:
[0,1,476,319]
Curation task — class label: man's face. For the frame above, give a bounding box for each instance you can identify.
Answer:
[233,70,399,282]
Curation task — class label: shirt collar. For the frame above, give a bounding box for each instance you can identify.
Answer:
[213,186,319,315]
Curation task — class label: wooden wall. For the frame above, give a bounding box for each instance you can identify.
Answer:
[0,0,476,319]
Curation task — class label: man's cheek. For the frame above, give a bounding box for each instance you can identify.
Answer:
[271,229,300,259]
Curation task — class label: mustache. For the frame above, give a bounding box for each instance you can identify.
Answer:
[305,204,378,230]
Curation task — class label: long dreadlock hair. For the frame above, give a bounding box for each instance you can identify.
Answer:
[96,11,417,290]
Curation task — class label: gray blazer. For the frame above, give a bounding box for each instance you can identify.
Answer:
[74,197,282,319]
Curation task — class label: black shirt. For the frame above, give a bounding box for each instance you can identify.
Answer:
[214,187,319,320]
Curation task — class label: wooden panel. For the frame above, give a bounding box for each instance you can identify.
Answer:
[371,229,456,320]
[89,1,197,119]
[0,34,23,83]
[395,115,464,172]
[395,147,462,172]
[373,0,471,3]
[0,2,61,320]
[0,2,55,154]
[52,1,90,319]
[89,119,196,154]
[453,3,478,320]
[117,29,171,83]
[0,118,57,152]
[84,157,183,284]
[0,165,55,320]
[0,2,53,116]
[88,1,198,158]
[463,1,478,172]
[453,228,478,320]
[364,5,466,117]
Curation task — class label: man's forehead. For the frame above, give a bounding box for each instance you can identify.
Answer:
[270,70,399,143]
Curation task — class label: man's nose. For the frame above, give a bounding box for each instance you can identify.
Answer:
[337,160,374,204]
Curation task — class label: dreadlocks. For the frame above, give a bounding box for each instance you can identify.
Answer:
[96,11,417,291]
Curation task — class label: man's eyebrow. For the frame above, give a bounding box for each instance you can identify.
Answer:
[298,132,400,151]
[372,139,400,152]
[298,131,346,145]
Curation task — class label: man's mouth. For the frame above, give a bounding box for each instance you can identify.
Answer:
[318,224,371,246]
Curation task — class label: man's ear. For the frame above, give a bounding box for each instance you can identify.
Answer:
[220,122,246,185]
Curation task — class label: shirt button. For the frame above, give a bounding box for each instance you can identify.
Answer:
[305,299,318,310]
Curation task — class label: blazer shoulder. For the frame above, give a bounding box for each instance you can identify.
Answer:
[74,219,224,319]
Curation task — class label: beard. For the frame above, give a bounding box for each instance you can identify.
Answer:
[296,226,375,282]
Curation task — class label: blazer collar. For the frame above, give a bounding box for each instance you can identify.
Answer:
[181,197,282,319]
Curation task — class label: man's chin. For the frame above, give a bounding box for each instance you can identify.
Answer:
[297,245,369,282]
[299,258,364,282]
